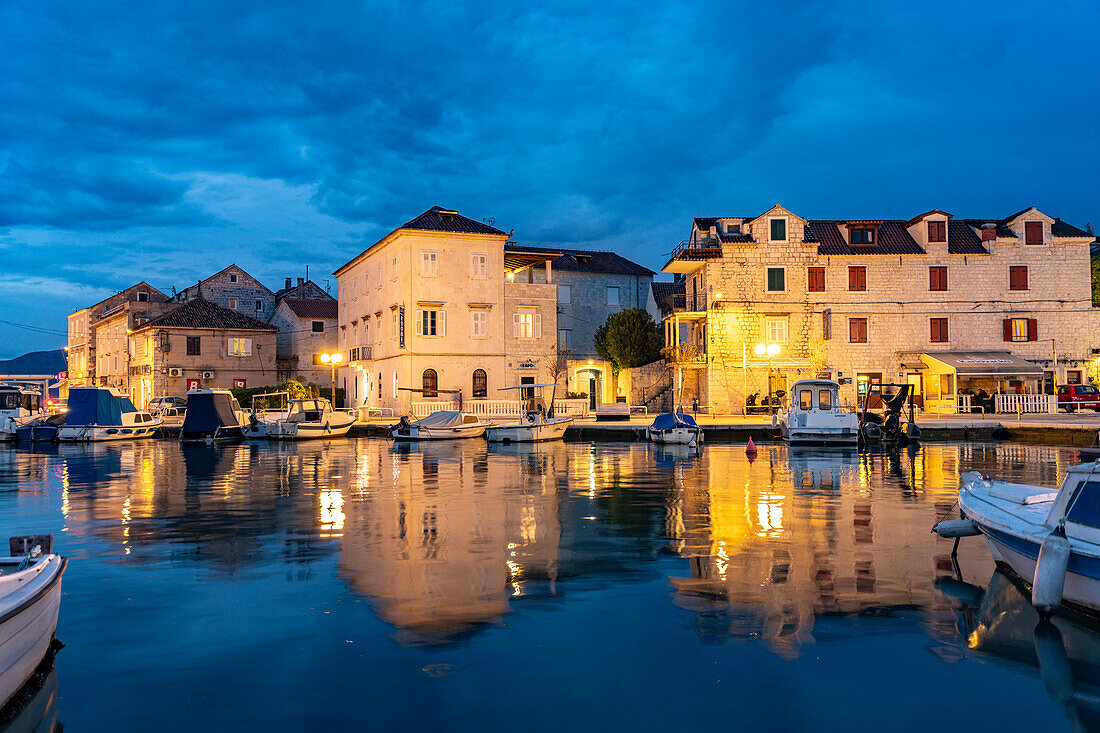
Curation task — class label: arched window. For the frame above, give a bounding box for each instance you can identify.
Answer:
[472,369,487,398]
[422,369,438,398]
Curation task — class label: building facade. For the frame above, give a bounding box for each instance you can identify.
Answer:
[173,265,277,321]
[66,282,170,388]
[663,205,1098,414]
[270,298,339,385]
[334,206,558,413]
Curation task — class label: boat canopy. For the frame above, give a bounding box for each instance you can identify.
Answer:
[181,391,241,434]
[67,387,137,426]
[415,411,471,428]
[650,411,699,430]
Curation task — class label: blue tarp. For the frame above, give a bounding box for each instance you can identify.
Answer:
[66,388,136,426]
[650,411,699,430]
[180,392,240,439]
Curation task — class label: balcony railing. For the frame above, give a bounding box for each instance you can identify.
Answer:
[668,237,723,262]
[410,399,590,419]
[348,345,372,362]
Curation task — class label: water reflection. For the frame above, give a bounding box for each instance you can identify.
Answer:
[0,663,60,733]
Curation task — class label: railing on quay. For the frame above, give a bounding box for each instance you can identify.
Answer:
[409,399,590,419]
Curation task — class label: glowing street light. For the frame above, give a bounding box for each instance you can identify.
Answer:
[320,352,343,406]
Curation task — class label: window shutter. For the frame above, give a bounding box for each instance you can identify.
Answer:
[440,309,447,336]
[415,310,422,335]
[1001,319,1012,341]
[227,338,233,354]
[1028,318,1038,342]
[245,338,252,356]
[513,313,521,337]
[534,313,542,339]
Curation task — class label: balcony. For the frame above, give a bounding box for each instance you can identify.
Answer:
[663,238,723,274]
[348,345,372,362]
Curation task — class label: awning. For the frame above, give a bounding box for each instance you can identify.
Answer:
[922,350,1044,377]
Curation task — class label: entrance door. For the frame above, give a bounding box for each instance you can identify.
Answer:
[589,374,598,410]
[906,374,923,409]
[856,372,884,409]
[1043,370,1056,395]
[521,376,535,402]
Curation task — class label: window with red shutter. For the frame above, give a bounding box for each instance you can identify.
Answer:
[808,267,825,292]
[1009,266,1028,291]
[929,266,947,291]
[849,317,868,343]
[1025,221,1043,245]
[1027,318,1038,341]
[930,317,948,343]
[927,221,946,243]
[1002,319,1013,342]
[848,266,866,291]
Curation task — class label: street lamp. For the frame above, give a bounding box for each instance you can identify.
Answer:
[320,352,343,406]
[755,343,781,417]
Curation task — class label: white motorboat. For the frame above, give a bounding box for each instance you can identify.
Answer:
[242,391,290,438]
[57,386,160,442]
[779,379,859,445]
[178,389,249,443]
[0,385,46,442]
[156,406,186,435]
[646,409,703,445]
[1,535,66,710]
[485,384,573,443]
[939,462,1100,616]
[266,398,356,440]
[392,411,491,440]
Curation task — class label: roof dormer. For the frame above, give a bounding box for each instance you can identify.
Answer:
[905,209,953,247]
[1003,207,1054,245]
[843,221,881,245]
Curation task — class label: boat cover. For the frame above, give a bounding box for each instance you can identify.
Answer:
[66,388,137,426]
[181,392,240,434]
[415,411,466,428]
[650,411,699,430]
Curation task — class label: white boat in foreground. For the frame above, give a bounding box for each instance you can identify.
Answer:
[1,535,66,710]
[484,384,573,443]
[0,385,46,443]
[779,379,859,445]
[646,409,702,445]
[392,411,491,440]
[57,386,160,442]
[266,398,355,440]
[940,462,1100,616]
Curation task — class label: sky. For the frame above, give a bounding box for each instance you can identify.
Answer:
[1,0,1098,357]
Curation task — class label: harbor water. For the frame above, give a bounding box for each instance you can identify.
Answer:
[1,439,1098,731]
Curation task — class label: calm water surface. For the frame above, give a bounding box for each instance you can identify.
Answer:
[1,439,1097,731]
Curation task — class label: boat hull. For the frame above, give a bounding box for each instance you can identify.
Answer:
[782,427,859,446]
[57,424,160,442]
[0,556,66,710]
[178,425,246,444]
[979,526,1100,614]
[392,424,488,440]
[485,418,572,443]
[646,427,702,445]
[267,418,355,440]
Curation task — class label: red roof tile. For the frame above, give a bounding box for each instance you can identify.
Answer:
[282,299,338,319]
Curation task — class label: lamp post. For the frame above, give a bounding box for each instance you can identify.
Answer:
[320,352,343,406]
[755,343,781,423]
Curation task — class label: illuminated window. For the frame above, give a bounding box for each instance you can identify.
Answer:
[765,317,788,344]
[422,369,438,397]
[472,369,487,398]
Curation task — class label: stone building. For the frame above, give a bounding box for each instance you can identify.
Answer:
[663,205,1098,414]
[66,282,170,388]
[334,206,558,413]
[172,264,277,321]
[269,298,339,385]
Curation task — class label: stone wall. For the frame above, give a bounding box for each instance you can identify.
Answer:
[177,266,277,320]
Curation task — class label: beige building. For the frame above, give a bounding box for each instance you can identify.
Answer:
[269,298,338,386]
[664,205,1098,413]
[66,282,170,388]
[334,206,558,413]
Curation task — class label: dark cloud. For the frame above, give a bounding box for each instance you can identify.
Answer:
[0,0,1098,355]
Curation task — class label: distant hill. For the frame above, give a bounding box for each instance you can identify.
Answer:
[0,349,67,375]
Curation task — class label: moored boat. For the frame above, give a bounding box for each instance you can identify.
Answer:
[779,379,859,445]
[484,384,573,443]
[0,535,66,710]
[155,406,186,436]
[178,389,248,443]
[646,409,702,445]
[57,387,160,442]
[392,411,491,440]
[0,385,46,443]
[265,398,355,440]
[14,415,65,444]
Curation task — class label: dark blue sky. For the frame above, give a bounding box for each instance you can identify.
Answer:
[2,0,1098,357]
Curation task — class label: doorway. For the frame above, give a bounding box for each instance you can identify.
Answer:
[906,373,923,409]
[856,372,884,409]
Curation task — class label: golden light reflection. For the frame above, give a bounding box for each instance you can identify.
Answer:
[320,488,345,537]
[754,493,784,537]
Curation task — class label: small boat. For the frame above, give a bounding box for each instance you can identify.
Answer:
[484,384,573,443]
[0,385,46,442]
[178,389,249,443]
[392,410,491,440]
[14,414,65,444]
[857,383,920,445]
[242,391,291,439]
[265,398,356,440]
[156,405,186,436]
[57,386,160,442]
[1,535,67,710]
[646,409,703,445]
[939,462,1100,616]
[779,379,859,445]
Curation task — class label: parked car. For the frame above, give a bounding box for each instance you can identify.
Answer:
[148,396,187,415]
[1057,384,1100,412]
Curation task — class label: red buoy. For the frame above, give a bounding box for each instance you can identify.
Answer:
[746,437,757,455]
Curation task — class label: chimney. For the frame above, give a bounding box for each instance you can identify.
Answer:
[285,277,292,290]
[297,277,305,298]
[981,223,997,242]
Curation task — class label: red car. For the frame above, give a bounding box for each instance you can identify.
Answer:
[1057,384,1100,412]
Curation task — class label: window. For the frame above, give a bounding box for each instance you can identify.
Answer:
[228,338,252,356]
[848,266,866,291]
[766,267,785,292]
[927,221,947,243]
[765,317,788,344]
[818,389,832,410]
[929,266,948,291]
[471,310,488,337]
[471,253,488,278]
[229,273,238,283]
[393,372,399,398]
[136,291,149,302]
[770,218,786,241]
[378,371,382,399]
[421,251,438,276]
[229,298,238,310]
[849,317,868,344]
[1068,371,1082,385]
[392,311,399,340]
[558,328,572,347]
[607,286,620,306]
[312,321,325,333]
[1025,221,1043,245]
[417,309,442,336]
[186,336,201,355]
[799,389,812,410]
[930,317,949,343]
[1009,266,1028,291]
[557,285,572,304]
[850,228,874,244]
[808,267,825,292]
[1004,317,1036,342]
[472,369,487,398]
[391,255,398,281]
[514,310,541,338]
[422,369,437,397]
[255,300,263,311]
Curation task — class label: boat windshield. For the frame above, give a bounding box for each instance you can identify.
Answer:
[0,391,18,410]
[1066,481,1100,529]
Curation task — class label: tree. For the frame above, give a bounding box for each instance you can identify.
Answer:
[1092,257,1100,306]
[594,308,664,370]
[541,344,575,416]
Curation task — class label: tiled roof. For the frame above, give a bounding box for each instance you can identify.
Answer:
[401,206,505,236]
[507,245,654,276]
[946,221,989,254]
[717,231,755,243]
[807,221,926,255]
[652,281,685,312]
[273,280,336,301]
[138,298,277,331]
[1092,238,1100,258]
[1052,218,1090,237]
[961,219,1016,238]
[282,299,338,319]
